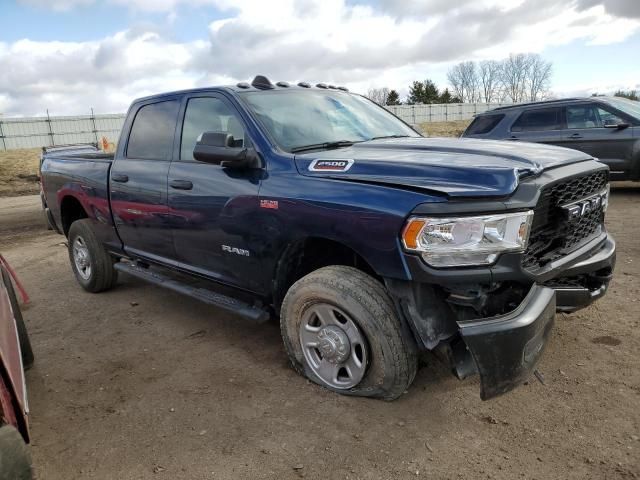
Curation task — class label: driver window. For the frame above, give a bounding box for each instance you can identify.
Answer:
[180,97,245,161]
[596,107,623,126]
[566,105,608,129]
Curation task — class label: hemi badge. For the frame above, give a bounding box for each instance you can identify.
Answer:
[308,159,354,172]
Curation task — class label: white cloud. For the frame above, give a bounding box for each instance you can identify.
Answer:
[2,0,640,116]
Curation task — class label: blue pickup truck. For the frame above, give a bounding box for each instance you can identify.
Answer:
[40,76,616,400]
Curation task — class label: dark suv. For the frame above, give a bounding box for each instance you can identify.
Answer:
[462,97,640,181]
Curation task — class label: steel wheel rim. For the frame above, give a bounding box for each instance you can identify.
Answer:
[299,303,368,389]
[72,236,92,280]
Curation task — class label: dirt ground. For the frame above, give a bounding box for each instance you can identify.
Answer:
[0,185,638,480]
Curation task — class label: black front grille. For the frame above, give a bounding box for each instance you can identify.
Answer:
[523,170,608,271]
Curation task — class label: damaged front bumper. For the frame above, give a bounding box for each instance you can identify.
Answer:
[457,284,555,400]
[387,233,616,401]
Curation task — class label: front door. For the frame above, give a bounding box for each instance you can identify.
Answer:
[563,103,636,174]
[110,99,180,261]
[168,95,263,292]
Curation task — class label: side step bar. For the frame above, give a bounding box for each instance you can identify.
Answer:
[114,262,270,323]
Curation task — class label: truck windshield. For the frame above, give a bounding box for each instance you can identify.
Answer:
[240,89,419,152]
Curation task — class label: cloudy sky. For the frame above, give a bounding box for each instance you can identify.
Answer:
[0,0,639,116]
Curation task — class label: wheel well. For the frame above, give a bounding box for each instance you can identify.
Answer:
[60,196,88,236]
[272,237,378,313]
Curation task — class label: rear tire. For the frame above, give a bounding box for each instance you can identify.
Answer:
[0,425,32,480]
[68,219,118,293]
[1,268,34,370]
[280,266,417,400]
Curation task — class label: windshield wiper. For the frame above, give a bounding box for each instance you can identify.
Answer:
[290,140,361,153]
[368,134,412,141]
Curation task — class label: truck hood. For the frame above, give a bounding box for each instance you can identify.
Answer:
[294,137,592,197]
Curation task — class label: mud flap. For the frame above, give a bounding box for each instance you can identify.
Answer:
[457,285,556,400]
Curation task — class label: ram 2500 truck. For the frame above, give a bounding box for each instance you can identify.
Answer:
[40,76,616,400]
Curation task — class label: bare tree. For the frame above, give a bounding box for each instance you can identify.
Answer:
[366,87,391,106]
[500,53,531,103]
[447,61,480,103]
[479,60,501,103]
[526,54,552,101]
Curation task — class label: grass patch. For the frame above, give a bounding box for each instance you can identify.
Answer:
[0,148,41,197]
[418,120,470,138]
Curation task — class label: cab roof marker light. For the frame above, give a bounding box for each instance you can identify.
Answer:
[298,82,311,88]
[276,81,290,88]
[237,82,251,89]
[316,83,328,89]
[251,75,275,90]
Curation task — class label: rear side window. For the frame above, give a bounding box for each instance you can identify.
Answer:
[511,107,563,132]
[127,100,180,160]
[465,114,504,135]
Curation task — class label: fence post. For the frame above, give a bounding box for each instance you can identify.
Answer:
[0,117,6,151]
[46,109,55,146]
[90,108,99,146]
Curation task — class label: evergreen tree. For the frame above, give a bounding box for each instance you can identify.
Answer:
[386,90,401,105]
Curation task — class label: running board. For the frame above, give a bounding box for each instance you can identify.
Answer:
[114,262,270,323]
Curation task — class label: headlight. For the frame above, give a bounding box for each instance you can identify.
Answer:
[401,211,534,267]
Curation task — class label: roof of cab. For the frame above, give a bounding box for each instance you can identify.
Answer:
[130,75,350,105]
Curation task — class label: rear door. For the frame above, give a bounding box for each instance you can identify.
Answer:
[563,103,636,173]
[110,99,180,261]
[167,94,263,291]
[508,107,567,145]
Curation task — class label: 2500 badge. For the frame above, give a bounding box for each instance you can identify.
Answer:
[308,159,354,172]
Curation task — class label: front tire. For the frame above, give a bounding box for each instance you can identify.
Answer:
[280,266,417,400]
[68,219,118,293]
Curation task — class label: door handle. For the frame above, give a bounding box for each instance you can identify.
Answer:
[169,179,193,190]
[508,135,519,141]
[112,174,129,183]
[568,133,583,139]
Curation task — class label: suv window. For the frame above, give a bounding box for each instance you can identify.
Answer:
[511,107,563,132]
[566,104,626,129]
[127,100,180,160]
[180,97,245,161]
[465,114,504,135]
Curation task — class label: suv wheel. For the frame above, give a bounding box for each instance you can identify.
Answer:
[280,266,417,400]
[68,219,118,293]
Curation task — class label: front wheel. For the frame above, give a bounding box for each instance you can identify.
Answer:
[68,219,118,293]
[280,266,418,400]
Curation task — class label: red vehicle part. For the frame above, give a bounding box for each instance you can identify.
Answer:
[0,261,29,442]
[0,255,29,304]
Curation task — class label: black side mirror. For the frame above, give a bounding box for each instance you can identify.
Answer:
[193,132,262,168]
[604,119,630,130]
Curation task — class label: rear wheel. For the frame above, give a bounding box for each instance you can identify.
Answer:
[0,425,32,480]
[280,266,417,400]
[1,268,33,370]
[68,219,118,293]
